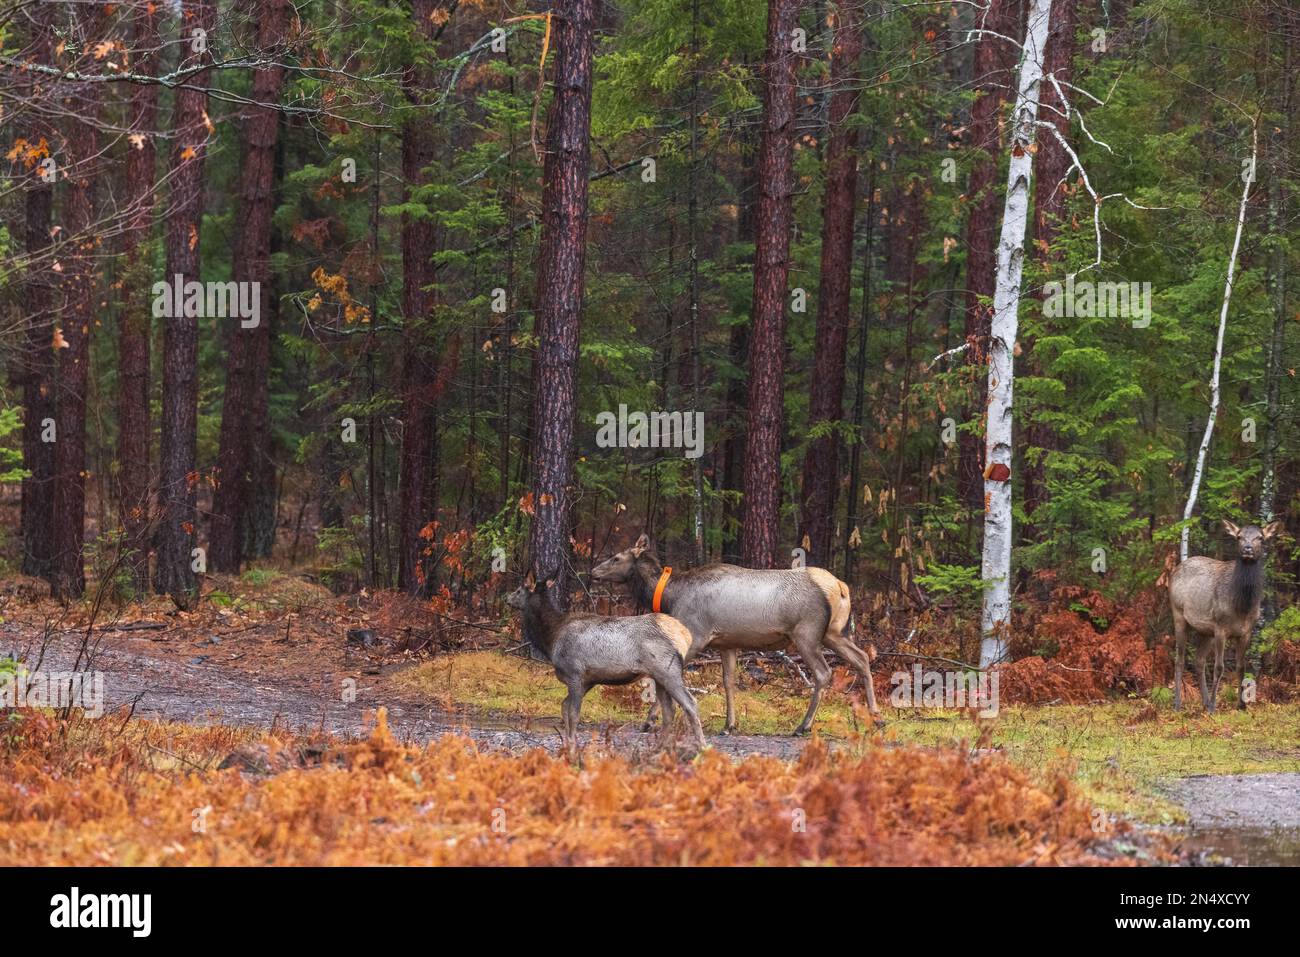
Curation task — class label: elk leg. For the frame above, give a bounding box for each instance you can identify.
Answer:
[1172,615,1187,711]
[721,648,739,734]
[562,682,586,754]
[1234,632,1252,710]
[1210,628,1228,705]
[655,683,677,751]
[1195,639,1214,713]
[640,680,661,733]
[824,632,882,723]
[652,626,707,732]
[791,630,832,736]
[660,667,706,750]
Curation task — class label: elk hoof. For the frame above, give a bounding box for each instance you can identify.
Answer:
[790,726,811,738]
[720,725,736,736]
[640,721,658,733]
[871,717,886,730]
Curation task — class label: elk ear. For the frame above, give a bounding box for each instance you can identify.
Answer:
[1222,519,1242,538]
[1263,521,1284,540]
[523,569,536,589]
[634,533,650,550]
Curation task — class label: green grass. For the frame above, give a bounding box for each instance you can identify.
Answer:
[393,650,1300,823]
[882,702,1300,823]
[392,651,866,735]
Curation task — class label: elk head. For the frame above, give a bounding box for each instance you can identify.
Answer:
[505,571,556,609]
[1223,519,1282,563]
[591,534,657,583]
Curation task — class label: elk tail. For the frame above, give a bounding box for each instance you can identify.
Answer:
[839,581,855,635]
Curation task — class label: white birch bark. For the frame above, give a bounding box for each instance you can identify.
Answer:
[1179,123,1258,562]
[979,0,1053,670]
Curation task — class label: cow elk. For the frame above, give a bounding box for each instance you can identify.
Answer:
[1169,519,1282,712]
[506,572,706,752]
[590,534,881,735]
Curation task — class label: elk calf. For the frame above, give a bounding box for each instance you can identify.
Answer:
[506,574,706,752]
[1169,519,1282,712]
[591,534,880,735]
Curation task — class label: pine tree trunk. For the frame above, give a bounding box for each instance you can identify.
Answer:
[1021,0,1078,544]
[741,0,801,570]
[842,161,875,583]
[154,1,215,605]
[211,0,288,573]
[688,0,706,564]
[396,0,445,595]
[51,7,108,600]
[979,0,1054,669]
[117,4,161,593]
[799,3,861,570]
[1260,26,1292,635]
[244,294,278,560]
[719,124,760,565]
[959,0,1017,513]
[19,8,56,582]
[528,0,595,610]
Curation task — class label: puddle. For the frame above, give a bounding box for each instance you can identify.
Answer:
[1165,772,1300,865]
[1178,826,1300,866]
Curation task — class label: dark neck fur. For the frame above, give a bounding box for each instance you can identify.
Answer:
[630,555,665,613]
[521,595,565,659]
[1230,557,1264,616]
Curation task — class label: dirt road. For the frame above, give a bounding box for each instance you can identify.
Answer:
[5,622,812,760]
[9,619,1300,863]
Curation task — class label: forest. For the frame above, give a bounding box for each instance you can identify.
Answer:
[1,0,1300,871]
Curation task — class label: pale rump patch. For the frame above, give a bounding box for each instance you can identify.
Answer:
[806,567,851,635]
[655,615,694,658]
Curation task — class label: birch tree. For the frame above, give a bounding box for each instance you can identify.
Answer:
[1179,123,1258,563]
[979,0,1054,670]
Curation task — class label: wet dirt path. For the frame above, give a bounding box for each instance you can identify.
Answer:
[1164,774,1300,865]
[12,622,1300,861]
[6,624,813,761]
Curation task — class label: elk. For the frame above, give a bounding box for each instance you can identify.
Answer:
[506,572,706,752]
[1169,519,1282,712]
[590,535,881,735]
